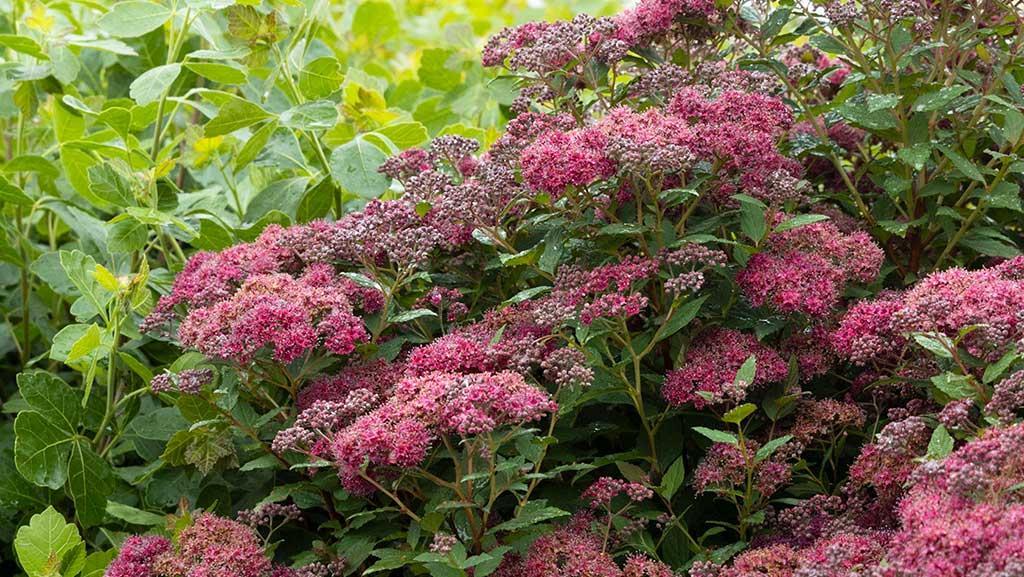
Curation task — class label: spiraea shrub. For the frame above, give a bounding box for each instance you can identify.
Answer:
[1,0,1023,576]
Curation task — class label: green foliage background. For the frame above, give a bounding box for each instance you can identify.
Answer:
[0,0,618,571]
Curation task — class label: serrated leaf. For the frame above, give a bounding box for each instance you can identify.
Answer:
[14,411,73,490]
[14,507,85,577]
[298,57,345,100]
[936,144,985,182]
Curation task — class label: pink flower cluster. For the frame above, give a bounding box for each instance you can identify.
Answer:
[331,371,556,493]
[177,264,370,364]
[693,441,793,497]
[704,420,1024,577]
[517,89,800,205]
[662,329,788,408]
[581,477,653,509]
[105,513,337,577]
[738,218,884,317]
[614,0,720,45]
[492,513,672,577]
[106,514,268,577]
[833,256,1024,365]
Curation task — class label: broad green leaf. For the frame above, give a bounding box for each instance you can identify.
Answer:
[280,100,339,130]
[351,0,398,39]
[898,143,931,170]
[14,507,85,577]
[735,355,757,386]
[205,97,273,137]
[98,1,172,38]
[58,251,110,322]
[375,122,429,150]
[298,57,344,99]
[418,48,462,91]
[0,175,34,206]
[68,440,114,527]
[14,411,73,489]
[88,163,134,207]
[66,323,102,364]
[129,63,182,105]
[329,136,390,198]
[17,372,81,433]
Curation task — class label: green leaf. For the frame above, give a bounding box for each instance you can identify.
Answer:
[736,197,766,243]
[0,34,49,60]
[419,48,462,91]
[722,403,757,424]
[503,286,551,305]
[388,309,438,323]
[330,136,390,198]
[0,175,34,206]
[658,457,686,500]
[184,62,247,85]
[280,100,339,130]
[298,57,345,100]
[233,120,278,172]
[936,144,985,182]
[129,63,182,105]
[653,296,708,345]
[14,411,73,490]
[930,372,976,401]
[912,85,970,112]
[755,435,793,462]
[205,97,273,137]
[735,355,757,386]
[913,333,953,358]
[351,0,398,39]
[59,251,110,320]
[66,323,102,364]
[984,351,1018,384]
[486,501,568,534]
[773,214,829,233]
[98,1,172,38]
[927,425,954,459]
[68,440,114,527]
[375,122,429,150]
[18,372,81,433]
[692,426,738,445]
[897,143,932,171]
[88,163,134,207]
[14,507,85,577]
[105,501,167,526]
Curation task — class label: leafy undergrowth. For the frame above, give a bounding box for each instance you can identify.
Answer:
[1,1,1024,577]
